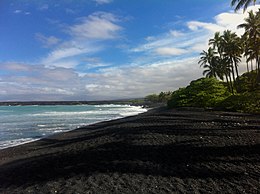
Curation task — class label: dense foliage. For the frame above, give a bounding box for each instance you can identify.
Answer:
[236,70,257,92]
[167,72,260,113]
[145,91,172,103]
[153,3,260,113]
[192,2,260,113]
[215,91,260,113]
[199,9,260,94]
[167,78,230,108]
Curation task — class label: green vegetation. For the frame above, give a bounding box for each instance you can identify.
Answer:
[145,94,160,103]
[236,70,258,92]
[167,72,260,113]
[199,9,260,94]
[145,92,172,104]
[216,91,260,113]
[148,2,260,113]
[167,78,230,108]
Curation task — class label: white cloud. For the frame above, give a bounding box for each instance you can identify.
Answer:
[69,12,122,40]
[40,12,123,68]
[85,84,110,92]
[65,8,76,14]
[0,62,82,101]
[188,5,260,36]
[13,9,31,15]
[42,41,101,68]
[155,47,188,56]
[80,58,202,99]
[131,5,260,62]
[190,42,209,52]
[0,60,201,100]
[131,29,209,58]
[35,33,60,48]
[187,21,225,32]
[1,63,31,71]
[48,61,79,69]
[46,47,87,63]
[39,4,49,11]
[2,6,255,101]
[14,10,22,14]
[170,30,184,37]
[93,0,113,5]
[0,55,248,101]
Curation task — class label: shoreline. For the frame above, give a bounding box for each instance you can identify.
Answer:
[0,99,147,106]
[0,107,259,193]
[0,104,148,150]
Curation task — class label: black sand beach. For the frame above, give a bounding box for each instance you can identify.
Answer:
[0,107,259,193]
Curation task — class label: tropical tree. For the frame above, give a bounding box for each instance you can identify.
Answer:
[221,30,242,88]
[199,47,222,79]
[204,30,242,93]
[209,32,223,56]
[198,4,260,94]
[240,34,250,72]
[238,10,260,84]
[231,0,257,12]
[209,32,234,92]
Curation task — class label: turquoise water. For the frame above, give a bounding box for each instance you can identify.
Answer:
[0,104,147,149]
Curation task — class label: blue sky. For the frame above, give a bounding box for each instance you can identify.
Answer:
[0,0,257,101]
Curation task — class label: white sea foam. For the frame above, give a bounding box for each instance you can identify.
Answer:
[0,138,38,149]
[31,111,91,116]
[0,104,147,149]
[32,108,145,117]
[37,124,46,127]
[53,130,64,133]
[119,111,146,117]
[94,104,131,108]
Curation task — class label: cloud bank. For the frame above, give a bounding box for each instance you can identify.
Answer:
[2,6,259,101]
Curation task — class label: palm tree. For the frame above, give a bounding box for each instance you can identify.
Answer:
[238,10,260,84]
[199,47,222,79]
[221,30,242,90]
[209,32,225,62]
[209,32,234,92]
[221,57,234,93]
[238,10,260,41]
[231,0,257,12]
[209,32,223,56]
[240,34,250,72]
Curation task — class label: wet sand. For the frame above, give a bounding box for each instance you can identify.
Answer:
[0,107,259,193]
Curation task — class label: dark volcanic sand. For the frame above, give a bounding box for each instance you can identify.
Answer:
[0,108,259,193]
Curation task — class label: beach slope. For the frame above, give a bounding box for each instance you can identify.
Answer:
[0,108,259,193]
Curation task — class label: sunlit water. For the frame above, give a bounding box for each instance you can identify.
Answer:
[0,104,147,149]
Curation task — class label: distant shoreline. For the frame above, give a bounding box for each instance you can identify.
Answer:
[0,99,166,109]
[0,99,144,106]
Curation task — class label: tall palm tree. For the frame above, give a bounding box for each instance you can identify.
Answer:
[221,30,242,89]
[231,0,257,12]
[238,10,260,84]
[238,10,260,40]
[209,32,223,56]
[199,47,222,79]
[209,32,233,92]
[209,32,222,53]
[240,34,250,72]
[221,57,234,93]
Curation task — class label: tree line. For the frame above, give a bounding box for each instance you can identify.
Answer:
[199,5,260,94]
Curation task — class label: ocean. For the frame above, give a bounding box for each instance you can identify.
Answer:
[0,104,147,149]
